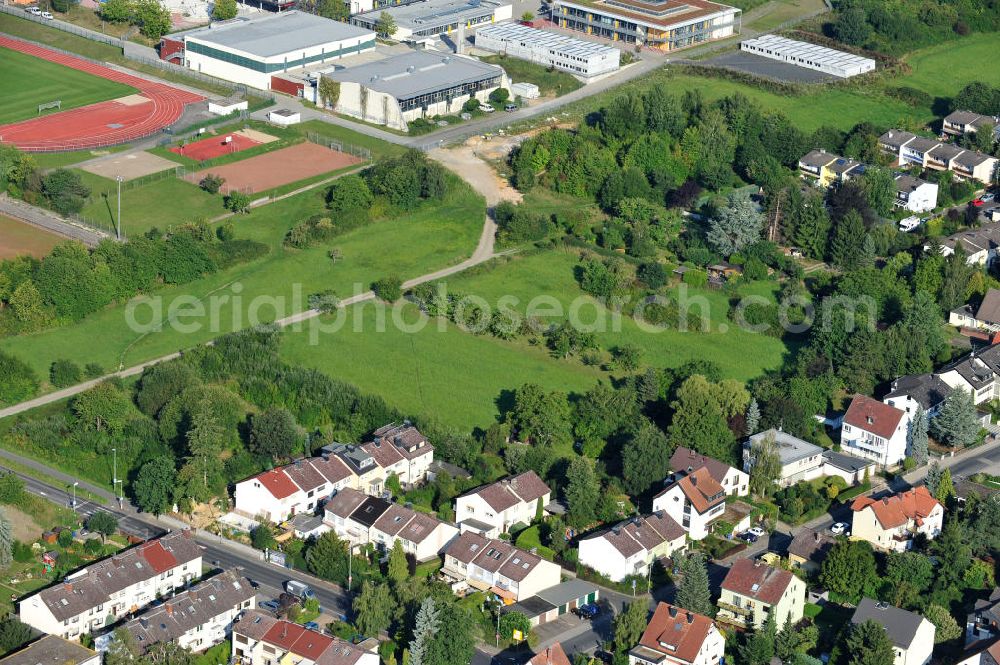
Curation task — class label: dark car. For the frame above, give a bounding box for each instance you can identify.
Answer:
[593,650,614,664]
[304,621,320,631]
[573,603,600,619]
[259,600,280,612]
[739,531,758,543]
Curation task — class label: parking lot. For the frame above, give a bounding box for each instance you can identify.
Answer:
[704,51,834,83]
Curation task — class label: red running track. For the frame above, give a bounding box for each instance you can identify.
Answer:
[0,36,204,152]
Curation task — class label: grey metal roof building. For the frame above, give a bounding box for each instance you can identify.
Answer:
[325,51,504,102]
[185,12,372,57]
[740,34,875,78]
[747,429,823,466]
[351,0,513,40]
[474,22,620,78]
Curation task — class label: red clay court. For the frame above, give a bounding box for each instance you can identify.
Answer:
[170,133,261,161]
[0,36,203,152]
[187,142,362,194]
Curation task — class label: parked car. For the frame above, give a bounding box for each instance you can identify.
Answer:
[830,522,848,535]
[40,11,53,18]
[285,580,315,600]
[573,603,600,619]
[973,198,985,207]
[259,600,280,612]
[479,103,495,113]
[739,531,758,543]
[983,192,996,203]
[28,6,42,14]
[504,103,517,112]
[304,621,320,631]
[747,526,766,538]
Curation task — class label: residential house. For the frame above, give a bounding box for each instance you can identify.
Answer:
[840,394,908,467]
[322,488,458,561]
[944,111,1000,138]
[232,455,355,523]
[716,559,806,630]
[851,598,935,665]
[936,347,1000,406]
[121,571,256,653]
[231,611,378,665]
[827,155,866,184]
[364,422,435,487]
[883,373,954,419]
[578,512,686,583]
[894,174,938,213]
[786,529,837,575]
[966,587,1000,648]
[798,150,838,186]
[933,222,1000,267]
[851,486,943,552]
[744,429,873,488]
[958,641,1000,665]
[528,642,572,665]
[878,129,998,184]
[441,531,561,603]
[502,580,599,628]
[670,447,749,497]
[0,636,100,665]
[951,289,1000,333]
[19,531,203,640]
[455,471,552,537]
[629,602,725,665]
[652,467,729,541]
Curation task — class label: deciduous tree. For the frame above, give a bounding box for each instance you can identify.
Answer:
[133,456,176,515]
[821,540,878,603]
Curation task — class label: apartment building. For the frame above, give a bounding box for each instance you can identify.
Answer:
[441,531,561,603]
[717,559,806,630]
[0,637,100,665]
[455,471,552,537]
[578,512,686,582]
[19,531,203,640]
[629,603,725,665]
[232,611,378,665]
[840,394,908,467]
[944,111,1000,138]
[879,129,998,184]
[122,571,255,652]
[851,486,943,552]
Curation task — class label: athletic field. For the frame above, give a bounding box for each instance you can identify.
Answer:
[0,46,135,124]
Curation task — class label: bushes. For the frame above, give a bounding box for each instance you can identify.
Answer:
[364,150,449,210]
[372,276,403,303]
[199,174,225,194]
[284,216,338,249]
[226,190,251,214]
[494,201,553,245]
[210,239,269,269]
[50,359,82,388]
[99,0,171,38]
[42,169,90,215]
[0,350,38,406]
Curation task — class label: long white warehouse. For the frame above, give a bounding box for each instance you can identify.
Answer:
[740,34,875,78]
[474,22,620,78]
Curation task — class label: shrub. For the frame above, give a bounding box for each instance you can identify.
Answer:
[682,269,707,287]
[489,88,510,105]
[226,190,251,213]
[211,239,269,269]
[49,359,82,388]
[308,290,340,313]
[199,174,225,194]
[372,276,403,303]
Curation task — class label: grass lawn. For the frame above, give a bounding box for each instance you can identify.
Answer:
[0,46,135,124]
[31,145,130,170]
[74,170,225,236]
[0,214,62,259]
[883,33,1000,100]
[0,176,485,379]
[481,55,583,97]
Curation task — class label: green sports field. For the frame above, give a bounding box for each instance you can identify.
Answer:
[0,46,135,125]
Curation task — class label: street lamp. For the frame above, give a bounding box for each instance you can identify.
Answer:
[71,482,78,510]
[115,175,124,240]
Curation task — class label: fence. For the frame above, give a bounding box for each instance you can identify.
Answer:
[304,132,372,161]
[120,165,187,191]
[0,3,127,47]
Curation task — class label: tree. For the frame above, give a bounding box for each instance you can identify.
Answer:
[621,421,672,495]
[792,192,832,259]
[0,350,38,407]
[100,0,133,22]
[0,618,32,655]
[133,456,175,515]
[251,523,277,551]
[372,275,403,302]
[489,88,510,105]
[326,174,371,214]
[746,432,781,497]
[883,551,933,608]
[565,457,600,528]
[211,0,237,20]
[829,210,866,269]
[499,612,531,641]
[72,382,133,434]
[835,620,894,665]
[613,601,648,653]
[832,5,871,46]
[49,359,82,388]
[924,605,961,643]
[250,408,299,460]
[931,388,980,448]
[315,0,349,20]
[858,165,895,217]
[408,597,440,665]
[925,459,941,497]
[199,174,224,194]
[353,581,393,637]
[226,190,251,213]
[386,539,408,583]
[675,551,713,617]
[133,0,171,39]
[820,540,878,603]
[307,531,350,584]
[668,375,737,465]
[424,601,474,665]
[909,406,929,466]
[935,468,955,504]
[507,383,572,448]
[739,616,776,665]
[86,511,118,542]
[745,398,761,436]
[707,190,763,256]
[103,629,139,665]
[0,510,11,568]
[374,11,396,37]
[43,169,90,215]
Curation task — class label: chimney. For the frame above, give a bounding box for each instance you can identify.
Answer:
[166,603,174,616]
[63,582,73,593]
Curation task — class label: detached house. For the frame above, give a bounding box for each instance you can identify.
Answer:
[933,222,1000,267]
[744,429,874,488]
[894,174,938,213]
[717,559,806,631]
[629,602,725,665]
[529,643,572,665]
[441,531,561,603]
[950,289,1000,333]
[232,611,378,665]
[669,447,748,497]
[851,486,943,552]
[455,471,552,537]
[944,111,1000,138]
[121,571,255,653]
[19,531,203,640]
[322,488,458,561]
[652,467,729,541]
[578,512,686,583]
[786,529,837,575]
[851,599,935,665]
[966,587,1000,647]
[840,394,908,467]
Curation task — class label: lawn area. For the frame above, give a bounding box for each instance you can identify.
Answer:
[0,175,485,379]
[883,33,1000,100]
[0,215,63,259]
[481,55,583,97]
[31,146,130,170]
[74,170,224,236]
[748,0,827,32]
[0,46,135,124]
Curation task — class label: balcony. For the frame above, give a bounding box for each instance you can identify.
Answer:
[717,601,753,617]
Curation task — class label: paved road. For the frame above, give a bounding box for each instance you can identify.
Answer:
[0,193,109,247]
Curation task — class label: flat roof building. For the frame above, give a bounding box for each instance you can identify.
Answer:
[740,34,875,78]
[474,22,620,78]
[351,0,513,41]
[0,637,100,665]
[550,0,740,52]
[164,12,376,90]
[322,51,508,131]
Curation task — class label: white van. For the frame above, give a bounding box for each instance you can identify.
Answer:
[479,103,495,113]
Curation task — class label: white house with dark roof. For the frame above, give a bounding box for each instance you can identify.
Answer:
[578,512,686,582]
[878,129,998,184]
[19,531,202,640]
[744,429,875,487]
[851,598,935,665]
[120,571,255,653]
[669,447,748,497]
[840,394,908,467]
[894,174,938,213]
[233,455,354,524]
[454,471,552,538]
[951,289,1000,333]
[442,531,560,603]
[944,111,1000,138]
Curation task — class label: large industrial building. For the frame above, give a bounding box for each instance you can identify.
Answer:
[740,34,875,78]
[351,0,512,42]
[474,22,620,78]
[161,12,376,90]
[321,51,507,131]
[549,0,740,52]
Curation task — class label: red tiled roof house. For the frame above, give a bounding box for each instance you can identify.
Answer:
[851,486,943,552]
[629,602,725,665]
[840,394,908,467]
[717,559,806,631]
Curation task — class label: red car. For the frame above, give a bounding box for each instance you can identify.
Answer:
[973,199,985,207]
